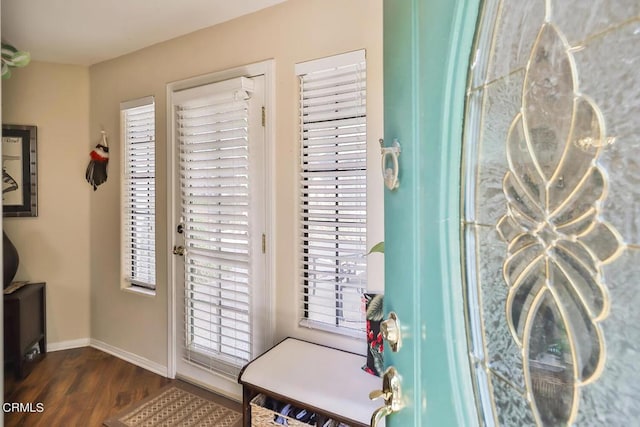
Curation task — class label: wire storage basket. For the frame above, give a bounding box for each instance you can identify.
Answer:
[250,394,310,426]
[249,394,346,426]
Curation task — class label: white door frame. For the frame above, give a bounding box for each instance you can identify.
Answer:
[165,60,276,398]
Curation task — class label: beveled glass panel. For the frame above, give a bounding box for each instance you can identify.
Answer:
[599,134,640,246]
[552,0,640,45]
[503,172,543,224]
[551,243,604,316]
[573,20,640,245]
[486,0,545,82]
[474,225,525,387]
[548,98,603,213]
[522,24,575,181]
[491,375,536,426]
[506,115,545,209]
[575,249,640,425]
[526,292,575,426]
[473,70,524,226]
[552,167,604,235]
[462,0,636,425]
[573,20,640,140]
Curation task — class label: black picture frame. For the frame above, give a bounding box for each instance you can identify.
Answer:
[2,124,37,217]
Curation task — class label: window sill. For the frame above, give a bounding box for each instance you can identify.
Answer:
[298,319,366,341]
[122,285,156,297]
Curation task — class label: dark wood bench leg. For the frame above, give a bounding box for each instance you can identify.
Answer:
[242,386,254,427]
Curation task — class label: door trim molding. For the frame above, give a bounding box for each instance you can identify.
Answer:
[437,0,482,424]
[165,60,276,380]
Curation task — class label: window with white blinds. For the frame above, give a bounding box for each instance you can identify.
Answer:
[296,50,368,337]
[173,76,264,377]
[121,96,156,291]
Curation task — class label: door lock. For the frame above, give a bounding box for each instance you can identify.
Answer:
[381,311,402,352]
[172,245,185,256]
[369,366,403,427]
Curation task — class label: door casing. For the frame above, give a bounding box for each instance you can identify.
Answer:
[165,60,276,399]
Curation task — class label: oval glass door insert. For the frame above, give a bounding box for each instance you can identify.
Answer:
[461,0,640,425]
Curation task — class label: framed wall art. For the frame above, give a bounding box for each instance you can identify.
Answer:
[2,124,37,217]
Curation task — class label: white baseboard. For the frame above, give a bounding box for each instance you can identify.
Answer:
[90,339,168,377]
[47,338,91,352]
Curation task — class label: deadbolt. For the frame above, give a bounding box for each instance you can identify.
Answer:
[381,311,401,352]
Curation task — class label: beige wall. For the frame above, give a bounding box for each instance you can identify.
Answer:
[89,0,383,370]
[2,61,91,346]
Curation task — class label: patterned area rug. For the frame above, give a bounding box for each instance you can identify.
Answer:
[104,383,242,427]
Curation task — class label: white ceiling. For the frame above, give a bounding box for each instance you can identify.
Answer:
[1,0,287,66]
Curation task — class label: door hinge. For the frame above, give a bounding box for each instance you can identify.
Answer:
[262,233,266,253]
[261,106,266,127]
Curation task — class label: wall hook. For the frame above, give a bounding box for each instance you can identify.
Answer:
[380,138,401,190]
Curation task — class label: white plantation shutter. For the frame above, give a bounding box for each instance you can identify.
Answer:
[296,50,368,336]
[121,97,156,290]
[175,77,258,377]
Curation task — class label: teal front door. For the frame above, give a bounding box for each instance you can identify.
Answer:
[383,0,640,425]
[382,0,479,425]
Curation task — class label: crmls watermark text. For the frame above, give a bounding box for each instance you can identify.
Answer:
[3,402,44,413]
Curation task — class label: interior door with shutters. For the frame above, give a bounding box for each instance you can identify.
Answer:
[171,75,267,395]
[383,0,640,425]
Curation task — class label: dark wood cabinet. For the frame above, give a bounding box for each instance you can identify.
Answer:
[4,282,46,378]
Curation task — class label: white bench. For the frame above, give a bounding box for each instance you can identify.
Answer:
[239,337,384,426]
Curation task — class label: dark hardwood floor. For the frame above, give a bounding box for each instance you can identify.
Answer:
[4,346,240,427]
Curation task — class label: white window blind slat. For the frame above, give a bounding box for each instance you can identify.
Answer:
[177,106,249,122]
[301,70,367,90]
[122,98,156,291]
[301,189,366,197]
[180,139,249,153]
[302,116,366,131]
[301,106,367,123]
[188,278,249,295]
[301,82,366,100]
[297,50,368,336]
[177,118,249,134]
[177,79,256,376]
[303,98,367,115]
[302,90,366,108]
[178,130,248,145]
[303,127,367,140]
[179,158,249,170]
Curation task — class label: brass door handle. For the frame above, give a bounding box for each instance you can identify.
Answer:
[369,366,403,427]
[371,405,393,427]
[172,245,185,256]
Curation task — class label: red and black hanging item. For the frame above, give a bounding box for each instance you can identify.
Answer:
[85,130,109,191]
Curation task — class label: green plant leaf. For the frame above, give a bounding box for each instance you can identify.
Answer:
[11,51,30,68]
[1,44,18,57]
[366,294,384,321]
[1,63,11,79]
[367,241,385,254]
[1,43,31,78]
